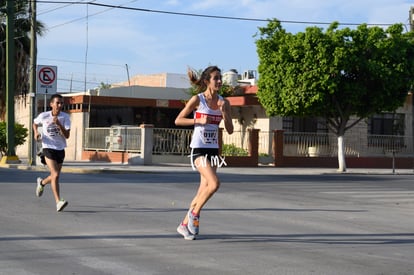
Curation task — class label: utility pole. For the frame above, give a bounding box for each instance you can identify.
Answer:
[410,6,414,31]
[410,6,414,171]
[28,0,37,165]
[1,0,19,164]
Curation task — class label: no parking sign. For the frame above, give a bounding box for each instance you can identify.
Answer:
[36,65,57,94]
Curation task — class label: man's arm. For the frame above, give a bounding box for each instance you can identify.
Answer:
[33,123,41,141]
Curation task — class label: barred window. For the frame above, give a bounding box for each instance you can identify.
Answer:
[283,117,328,133]
[368,113,405,149]
[368,113,405,136]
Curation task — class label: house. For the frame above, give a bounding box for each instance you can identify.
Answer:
[14,70,263,161]
[14,70,414,168]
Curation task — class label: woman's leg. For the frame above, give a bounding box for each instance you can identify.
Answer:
[181,157,219,224]
[182,173,208,224]
[192,163,219,214]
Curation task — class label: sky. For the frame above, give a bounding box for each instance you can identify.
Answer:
[36,0,414,93]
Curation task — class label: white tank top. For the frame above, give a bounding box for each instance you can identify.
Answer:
[190,93,223,148]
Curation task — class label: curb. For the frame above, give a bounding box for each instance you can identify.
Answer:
[0,163,192,175]
[1,163,413,176]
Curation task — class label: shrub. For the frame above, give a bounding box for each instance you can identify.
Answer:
[0,122,28,156]
[221,143,248,156]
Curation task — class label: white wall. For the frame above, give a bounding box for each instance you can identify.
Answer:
[165,73,191,88]
[15,96,31,159]
[98,85,190,100]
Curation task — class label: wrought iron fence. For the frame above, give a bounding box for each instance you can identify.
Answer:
[84,126,141,152]
[153,128,192,155]
[83,127,414,158]
[84,127,110,151]
[283,132,413,157]
[221,130,271,155]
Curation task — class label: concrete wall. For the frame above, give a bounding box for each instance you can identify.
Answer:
[112,73,190,89]
[66,112,85,161]
[98,85,190,101]
[15,96,31,159]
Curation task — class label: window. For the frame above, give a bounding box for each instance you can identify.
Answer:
[283,117,328,133]
[368,113,405,149]
[283,117,329,146]
[368,113,405,136]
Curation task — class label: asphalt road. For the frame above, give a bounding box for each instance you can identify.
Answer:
[1,167,414,275]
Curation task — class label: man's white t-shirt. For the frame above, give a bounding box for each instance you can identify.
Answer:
[34,111,71,150]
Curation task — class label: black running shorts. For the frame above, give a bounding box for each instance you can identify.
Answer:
[42,148,65,164]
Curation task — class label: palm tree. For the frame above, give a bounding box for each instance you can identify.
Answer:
[0,0,45,120]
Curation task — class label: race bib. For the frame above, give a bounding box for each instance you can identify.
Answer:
[201,129,217,144]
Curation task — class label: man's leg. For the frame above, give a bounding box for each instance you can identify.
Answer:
[45,157,63,203]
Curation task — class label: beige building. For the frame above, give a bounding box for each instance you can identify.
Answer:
[113,73,191,89]
[13,72,414,164]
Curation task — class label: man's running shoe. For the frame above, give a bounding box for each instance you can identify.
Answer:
[56,200,68,212]
[177,224,195,240]
[36,177,44,197]
[187,210,199,235]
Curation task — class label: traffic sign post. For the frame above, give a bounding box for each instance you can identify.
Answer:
[36,65,57,111]
[36,65,57,94]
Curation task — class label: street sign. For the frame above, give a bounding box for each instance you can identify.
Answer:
[36,65,57,94]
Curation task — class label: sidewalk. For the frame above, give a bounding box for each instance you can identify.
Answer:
[1,158,413,175]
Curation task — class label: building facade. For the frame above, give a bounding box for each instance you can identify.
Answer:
[14,72,414,165]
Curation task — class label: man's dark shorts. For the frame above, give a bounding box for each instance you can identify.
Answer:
[41,148,65,164]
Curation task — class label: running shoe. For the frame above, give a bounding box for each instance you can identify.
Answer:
[56,200,68,212]
[177,224,195,240]
[36,177,44,197]
[187,210,199,235]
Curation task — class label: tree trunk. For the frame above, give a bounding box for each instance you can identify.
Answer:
[337,135,346,172]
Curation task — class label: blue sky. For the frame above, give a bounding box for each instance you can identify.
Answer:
[36,0,413,93]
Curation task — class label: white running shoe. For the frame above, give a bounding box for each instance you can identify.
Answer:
[187,210,199,235]
[177,224,195,240]
[36,177,44,197]
[56,200,68,212]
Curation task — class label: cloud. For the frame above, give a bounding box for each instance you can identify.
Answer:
[36,0,412,92]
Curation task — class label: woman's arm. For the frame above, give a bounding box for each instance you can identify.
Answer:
[175,95,200,127]
[219,98,234,134]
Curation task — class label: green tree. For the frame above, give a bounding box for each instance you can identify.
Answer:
[256,20,414,172]
[0,0,45,120]
[98,82,111,89]
[0,121,27,156]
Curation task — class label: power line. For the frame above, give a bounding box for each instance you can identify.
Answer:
[36,0,408,27]
[39,0,138,30]
[34,0,412,93]
[37,0,90,16]
[39,57,125,68]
